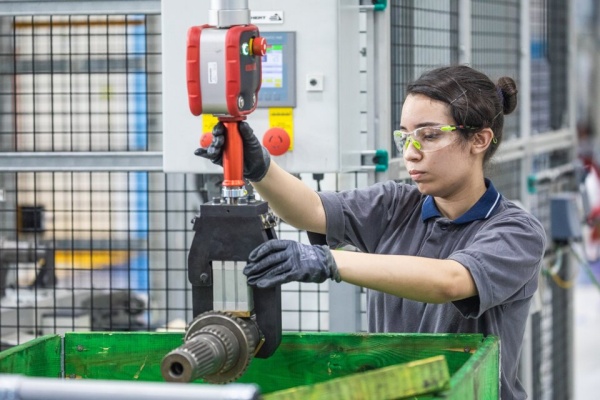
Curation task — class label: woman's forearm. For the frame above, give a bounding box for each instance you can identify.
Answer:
[332,250,478,304]
[252,161,327,233]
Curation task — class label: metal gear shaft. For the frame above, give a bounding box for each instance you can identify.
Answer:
[161,311,261,384]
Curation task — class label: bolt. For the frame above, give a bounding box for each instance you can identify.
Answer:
[238,95,245,109]
[77,345,84,352]
[200,273,209,283]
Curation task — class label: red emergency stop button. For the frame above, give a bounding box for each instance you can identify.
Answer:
[263,127,290,156]
[251,37,267,57]
[200,132,213,148]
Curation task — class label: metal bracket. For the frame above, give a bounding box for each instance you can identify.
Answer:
[361,149,389,172]
[359,0,387,11]
[259,212,279,230]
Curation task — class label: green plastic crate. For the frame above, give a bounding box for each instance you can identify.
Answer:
[0,332,499,399]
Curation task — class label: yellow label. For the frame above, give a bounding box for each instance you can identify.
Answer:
[202,114,220,134]
[268,107,294,150]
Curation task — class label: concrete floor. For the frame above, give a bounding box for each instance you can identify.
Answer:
[574,264,600,400]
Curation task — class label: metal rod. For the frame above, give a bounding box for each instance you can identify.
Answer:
[519,0,533,211]
[0,1,161,16]
[208,0,250,28]
[0,374,260,400]
[0,152,163,172]
[458,0,472,65]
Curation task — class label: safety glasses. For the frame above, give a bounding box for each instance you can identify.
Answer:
[393,125,478,155]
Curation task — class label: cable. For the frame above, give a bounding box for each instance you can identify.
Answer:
[568,242,600,292]
[544,242,600,293]
[543,246,578,289]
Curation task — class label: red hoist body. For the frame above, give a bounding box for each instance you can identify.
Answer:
[186,23,267,188]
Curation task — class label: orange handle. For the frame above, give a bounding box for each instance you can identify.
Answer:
[221,121,245,188]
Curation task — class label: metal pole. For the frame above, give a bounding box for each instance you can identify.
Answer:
[518,3,534,396]
[519,0,532,210]
[0,152,163,172]
[365,9,377,187]
[329,282,362,332]
[458,0,472,65]
[0,374,260,400]
[372,4,392,183]
[0,1,161,15]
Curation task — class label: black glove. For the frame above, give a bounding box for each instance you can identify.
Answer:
[194,121,271,182]
[243,239,341,288]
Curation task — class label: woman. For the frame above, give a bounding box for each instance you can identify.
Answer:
[197,65,547,400]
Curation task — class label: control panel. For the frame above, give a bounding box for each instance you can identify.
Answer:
[257,31,296,108]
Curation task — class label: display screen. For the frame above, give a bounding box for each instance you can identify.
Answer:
[258,32,295,107]
[262,44,283,89]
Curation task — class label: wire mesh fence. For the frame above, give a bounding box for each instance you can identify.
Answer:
[0,15,162,153]
[390,1,459,158]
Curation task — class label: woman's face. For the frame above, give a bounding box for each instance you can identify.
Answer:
[400,93,480,198]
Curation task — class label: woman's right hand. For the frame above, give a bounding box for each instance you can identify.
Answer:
[194,121,271,182]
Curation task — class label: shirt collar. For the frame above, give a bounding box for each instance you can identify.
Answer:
[421,178,502,224]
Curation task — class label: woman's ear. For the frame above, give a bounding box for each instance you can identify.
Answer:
[471,128,494,155]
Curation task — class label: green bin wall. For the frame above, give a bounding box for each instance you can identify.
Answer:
[0,332,499,399]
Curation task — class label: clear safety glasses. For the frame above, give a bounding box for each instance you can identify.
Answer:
[393,125,478,155]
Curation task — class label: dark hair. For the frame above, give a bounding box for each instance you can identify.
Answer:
[406,65,518,163]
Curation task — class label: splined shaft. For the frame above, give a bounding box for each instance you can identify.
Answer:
[161,311,261,384]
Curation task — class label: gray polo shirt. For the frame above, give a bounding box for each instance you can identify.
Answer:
[318,179,546,400]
